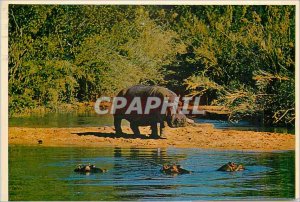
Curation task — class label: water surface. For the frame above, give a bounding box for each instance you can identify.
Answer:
[9,112,114,128]
[195,118,295,134]
[9,146,295,201]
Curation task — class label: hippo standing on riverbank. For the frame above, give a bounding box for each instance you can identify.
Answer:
[113,85,187,138]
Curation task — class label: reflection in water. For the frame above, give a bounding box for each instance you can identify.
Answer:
[114,147,122,158]
[9,112,116,128]
[9,146,295,201]
[196,119,295,134]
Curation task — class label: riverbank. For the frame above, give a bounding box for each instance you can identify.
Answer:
[9,124,294,151]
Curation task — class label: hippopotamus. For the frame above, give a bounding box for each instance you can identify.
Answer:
[113,85,188,138]
[217,162,245,172]
[161,164,191,175]
[74,164,107,173]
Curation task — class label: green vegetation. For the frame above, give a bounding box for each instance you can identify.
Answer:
[9,5,295,126]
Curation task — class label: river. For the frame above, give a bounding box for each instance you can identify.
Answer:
[9,111,294,134]
[9,146,295,200]
[9,112,295,200]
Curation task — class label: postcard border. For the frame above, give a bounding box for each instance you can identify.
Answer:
[1,1,299,201]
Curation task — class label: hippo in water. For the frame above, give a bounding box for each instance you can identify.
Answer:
[113,85,188,138]
[161,164,191,175]
[74,164,107,173]
[217,162,245,172]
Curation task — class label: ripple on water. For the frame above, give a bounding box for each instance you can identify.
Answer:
[9,146,295,201]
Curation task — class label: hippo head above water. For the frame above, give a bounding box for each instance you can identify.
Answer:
[217,162,245,172]
[161,164,191,175]
[74,164,107,174]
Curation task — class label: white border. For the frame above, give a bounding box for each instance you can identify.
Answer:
[1,1,299,201]
[0,1,8,201]
[1,0,300,5]
[295,0,299,199]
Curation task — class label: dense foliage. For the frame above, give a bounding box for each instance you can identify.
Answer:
[9,5,295,125]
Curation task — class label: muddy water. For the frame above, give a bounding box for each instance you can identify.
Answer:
[9,146,295,201]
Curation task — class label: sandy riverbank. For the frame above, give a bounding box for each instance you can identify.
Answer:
[9,124,294,152]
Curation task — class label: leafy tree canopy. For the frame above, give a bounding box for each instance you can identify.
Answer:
[9,5,295,126]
